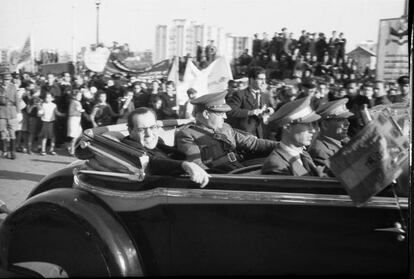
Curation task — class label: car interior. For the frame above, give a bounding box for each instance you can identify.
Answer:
[73,121,407,200]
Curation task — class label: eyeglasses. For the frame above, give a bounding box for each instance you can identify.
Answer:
[134,125,159,134]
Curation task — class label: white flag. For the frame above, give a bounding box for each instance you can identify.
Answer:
[183,59,201,83]
[186,56,233,98]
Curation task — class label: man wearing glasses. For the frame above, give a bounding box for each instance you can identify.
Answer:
[262,96,324,176]
[121,107,210,188]
[175,91,277,173]
[308,99,353,174]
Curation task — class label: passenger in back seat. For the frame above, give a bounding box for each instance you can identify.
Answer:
[121,107,210,188]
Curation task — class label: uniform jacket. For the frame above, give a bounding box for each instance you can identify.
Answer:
[0,83,21,119]
[175,122,277,172]
[308,135,342,168]
[262,143,323,177]
[391,94,409,104]
[374,95,392,106]
[121,136,185,176]
[227,87,272,138]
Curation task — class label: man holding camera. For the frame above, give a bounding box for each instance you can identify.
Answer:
[226,67,274,138]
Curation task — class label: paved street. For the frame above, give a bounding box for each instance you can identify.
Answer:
[0,148,76,213]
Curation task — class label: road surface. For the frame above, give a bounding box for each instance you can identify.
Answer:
[0,148,76,213]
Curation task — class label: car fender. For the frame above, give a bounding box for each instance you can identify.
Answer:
[27,160,84,198]
[0,188,144,277]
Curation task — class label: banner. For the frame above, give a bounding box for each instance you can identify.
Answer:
[329,111,409,206]
[17,36,31,66]
[376,16,409,82]
[135,59,171,80]
[84,47,111,73]
[11,35,34,72]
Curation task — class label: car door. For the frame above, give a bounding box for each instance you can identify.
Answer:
[165,174,408,276]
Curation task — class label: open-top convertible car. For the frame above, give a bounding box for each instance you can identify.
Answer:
[0,119,408,277]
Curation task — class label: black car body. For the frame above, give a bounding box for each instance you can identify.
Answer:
[0,120,408,277]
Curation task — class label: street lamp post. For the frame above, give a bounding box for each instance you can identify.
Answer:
[95,0,102,45]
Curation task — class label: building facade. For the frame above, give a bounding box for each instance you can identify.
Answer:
[154,25,168,63]
[347,46,376,74]
[154,19,226,63]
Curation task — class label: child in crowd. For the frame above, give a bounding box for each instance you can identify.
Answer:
[90,91,117,127]
[15,88,28,153]
[26,87,43,154]
[117,90,135,124]
[67,90,85,155]
[181,88,197,120]
[80,87,96,130]
[149,95,164,120]
[37,92,65,155]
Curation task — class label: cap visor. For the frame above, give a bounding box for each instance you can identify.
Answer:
[209,104,232,112]
[300,112,321,123]
[336,111,354,118]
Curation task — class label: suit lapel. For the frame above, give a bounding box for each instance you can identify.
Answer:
[245,88,257,108]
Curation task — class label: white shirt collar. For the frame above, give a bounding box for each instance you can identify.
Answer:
[280,141,304,157]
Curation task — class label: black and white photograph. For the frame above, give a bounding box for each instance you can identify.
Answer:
[0,0,411,276]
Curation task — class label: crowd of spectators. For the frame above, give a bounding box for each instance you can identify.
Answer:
[1,69,190,157]
[0,28,409,159]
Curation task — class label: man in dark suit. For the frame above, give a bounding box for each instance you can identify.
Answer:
[122,107,209,187]
[308,99,353,173]
[105,73,125,123]
[196,41,203,63]
[262,96,325,176]
[158,80,179,119]
[315,33,328,62]
[252,33,262,58]
[226,67,274,138]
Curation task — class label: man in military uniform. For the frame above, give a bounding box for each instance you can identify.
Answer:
[175,91,277,173]
[0,68,22,159]
[391,75,409,103]
[262,96,324,176]
[308,99,353,173]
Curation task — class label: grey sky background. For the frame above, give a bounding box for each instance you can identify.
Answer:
[0,0,406,53]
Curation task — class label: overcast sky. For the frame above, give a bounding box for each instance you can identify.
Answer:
[0,0,406,53]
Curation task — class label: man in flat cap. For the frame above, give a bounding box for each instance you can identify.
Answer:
[391,75,409,103]
[175,91,277,173]
[262,96,324,176]
[308,99,353,173]
[0,68,22,159]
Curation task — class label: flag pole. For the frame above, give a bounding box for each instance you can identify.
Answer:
[71,0,77,73]
[30,33,35,73]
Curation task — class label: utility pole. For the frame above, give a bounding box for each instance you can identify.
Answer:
[95,0,102,45]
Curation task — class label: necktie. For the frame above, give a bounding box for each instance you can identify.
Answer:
[300,152,318,176]
[255,91,261,108]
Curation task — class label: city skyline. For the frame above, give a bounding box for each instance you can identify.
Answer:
[0,0,406,55]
